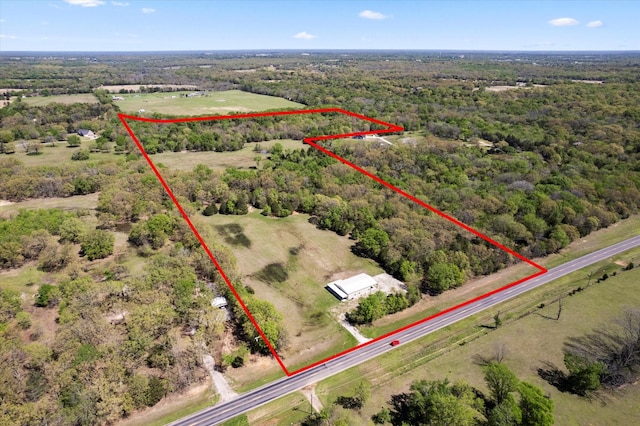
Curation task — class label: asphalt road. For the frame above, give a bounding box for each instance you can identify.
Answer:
[170,234,640,426]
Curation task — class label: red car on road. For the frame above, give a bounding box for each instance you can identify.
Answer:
[391,340,400,346]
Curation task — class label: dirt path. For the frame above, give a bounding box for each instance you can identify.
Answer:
[202,354,238,402]
[337,312,372,344]
[301,383,323,413]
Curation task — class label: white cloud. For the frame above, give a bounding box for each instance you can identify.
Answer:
[111,1,129,6]
[63,0,105,7]
[548,17,579,26]
[141,7,156,14]
[359,10,389,20]
[0,34,17,39]
[587,20,603,28]
[293,31,316,40]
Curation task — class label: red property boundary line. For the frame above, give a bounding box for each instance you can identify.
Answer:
[118,108,547,377]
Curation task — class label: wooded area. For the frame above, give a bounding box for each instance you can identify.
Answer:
[1,50,639,425]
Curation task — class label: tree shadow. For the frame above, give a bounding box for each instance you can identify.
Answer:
[537,361,571,393]
[254,262,288,285]
[214,223,251,248]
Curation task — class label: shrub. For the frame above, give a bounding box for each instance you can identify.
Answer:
[71,149,90,161]
[16,311,31,329]
[202,203,218,216]
[67,135,81,147]
[35,284,61,307]
[80,230,114,261]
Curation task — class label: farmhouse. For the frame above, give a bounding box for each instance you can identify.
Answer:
[77,129,97,139]
[326,273,379,301]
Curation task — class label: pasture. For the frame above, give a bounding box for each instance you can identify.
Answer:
[115,90,304,115]
[22,93,99,106]
[2,141,121,168]
[152,139,307,171]
[246,246,640,425]
[202,211,383,373]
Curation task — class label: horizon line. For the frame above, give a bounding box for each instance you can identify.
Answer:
[1,48,639,55]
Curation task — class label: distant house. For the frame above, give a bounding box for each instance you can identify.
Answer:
[112,96,125,101]
[138,109,145,113]
[77,129,96,138]
[352,135,365,140]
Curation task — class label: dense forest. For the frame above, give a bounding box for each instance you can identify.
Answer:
[1,51,640,425]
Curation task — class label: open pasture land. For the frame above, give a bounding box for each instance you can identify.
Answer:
[247,246,640,426]
[116,90,304,115]
[3,142,121,168]
[152,139,307,171]
[22,93,99,106]
[203,211,382,373]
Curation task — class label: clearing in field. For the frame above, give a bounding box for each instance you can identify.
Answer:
[115,90,304,115]
[152,139,306,171]
[204,211,382,369]
[21,93,99,106]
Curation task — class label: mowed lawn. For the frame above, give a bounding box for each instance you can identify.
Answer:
[116,90,305,115]
[22,93,99,106]
[152,139,308,171]
[202,211,383,372]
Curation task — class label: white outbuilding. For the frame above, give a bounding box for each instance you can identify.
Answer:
[326,273,379,301]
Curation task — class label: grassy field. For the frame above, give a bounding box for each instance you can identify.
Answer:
[117,385,217,426]
[116,90,304,115]
[2,140,124,168]
[153,139,308,171]
[22,93,98,106]
[245,247,640,425]
[202,211,381,379]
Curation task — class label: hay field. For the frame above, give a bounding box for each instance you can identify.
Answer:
[116,90,304,115]
[203,211,382,369]
[22,93,99,106]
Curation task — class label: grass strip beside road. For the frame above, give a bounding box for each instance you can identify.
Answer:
[245,246,640,425]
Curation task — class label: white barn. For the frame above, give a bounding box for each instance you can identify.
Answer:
[326,273,378,301]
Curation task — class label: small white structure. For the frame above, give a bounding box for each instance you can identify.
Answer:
[211,296,228,308]
[327,273,378,301]
[138,109,145,113]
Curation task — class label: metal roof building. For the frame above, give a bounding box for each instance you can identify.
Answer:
[326,273,378,301]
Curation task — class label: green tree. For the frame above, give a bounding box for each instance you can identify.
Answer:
[487,395,522,426]
[59,217,86,243]
[389,379,480,426]
[35,284,61,308]
[518,382,554,426]
[67,134,81,147]
[484,362,519,405]
[80,230,114,261]
[0,288,22,321]
[355,228,389,259]
[564,353,604,396]
[372,407,391,424]
[423,262,465,294]
[173,277,195,319]
[202,203,218,216]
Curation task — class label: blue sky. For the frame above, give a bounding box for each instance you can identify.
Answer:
[0,0,637,51]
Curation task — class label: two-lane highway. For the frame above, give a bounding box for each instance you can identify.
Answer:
[170,234,640,426]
